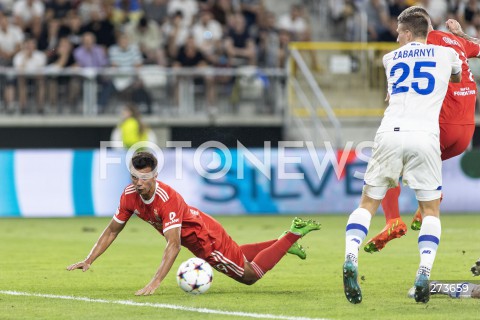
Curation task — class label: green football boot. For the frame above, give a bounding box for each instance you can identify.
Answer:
[411,220,422,231]
[290,217,321,237]
[280,231,307,260]
[411,210,423,231]
[343,258,362,304]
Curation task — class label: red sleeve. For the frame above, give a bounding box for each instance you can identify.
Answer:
[113,192,133,224]
[159,197,184,233]
[462,37,480,58]
[426,31,440,45]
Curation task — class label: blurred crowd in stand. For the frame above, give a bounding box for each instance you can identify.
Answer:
[0,0,313,115]
[329,0,480,42]
[1,0,479,116]
[328,0,480,114]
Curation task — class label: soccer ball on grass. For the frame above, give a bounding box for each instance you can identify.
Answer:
[176,258,213,294]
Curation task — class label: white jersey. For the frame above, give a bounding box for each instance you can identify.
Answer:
[378,41,462,134]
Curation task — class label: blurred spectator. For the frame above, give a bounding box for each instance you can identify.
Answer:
[197,0,213,11]
[465,14,480,38]
[108,33,153,114]
[25,16,60,53]
[225,13,256,66]
[365,0,390,41]
[164,11,190,62]
[388,0,409,17]
[414,0,447,28]
[256,10,279,68]
[211,0,236,27]
[457,0,480,35]
[448,0,463,14]
[73,32,110,112]
[277,4,310,41]
[78,0,103,25]
[0,11,24,66]
[173,35,216,108]
[73,33,108,68]
[81,10,116,49]
[328,0,360,41]
[277,29,291,68]
[112,0,143,27]
[0,11,24,113]
[142,0,168,26]
[46,37,78,113]
[12,0,45,31]
[45,0,72,22]
[167,0,199,27]
[111,104,156,149]
[44,19,62,54]
[240,0,264,31]
[125,15,165,65]
[0,0,14,14]
[13,37,46,114]
[256,10,291,68]
[377,14,399,42]
[58,12,84,48]
[192,9,223,59]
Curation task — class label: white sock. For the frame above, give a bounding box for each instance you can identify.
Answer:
[417,216,441,278]
[345,208,371,266]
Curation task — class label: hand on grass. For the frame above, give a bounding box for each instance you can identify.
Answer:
[135,280,160,296]
[66,261,91,272]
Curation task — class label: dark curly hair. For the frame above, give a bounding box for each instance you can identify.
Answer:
[131,152,157,171]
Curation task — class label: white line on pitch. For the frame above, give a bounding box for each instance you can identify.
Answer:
[0,290,330,320]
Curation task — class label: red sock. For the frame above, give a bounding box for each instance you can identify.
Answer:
[240,240,277,261]
[249,232,301,279]
[381,185,401,222]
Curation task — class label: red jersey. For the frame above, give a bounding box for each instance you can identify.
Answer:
[113,181,227,259]
[427,30,480,125]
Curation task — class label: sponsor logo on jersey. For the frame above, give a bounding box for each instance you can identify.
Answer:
[453,87,476,96]
[189,209,199,216]
[442,36,460,47]
[165,211,180,228]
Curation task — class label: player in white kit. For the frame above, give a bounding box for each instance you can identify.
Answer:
[342,11,462,304]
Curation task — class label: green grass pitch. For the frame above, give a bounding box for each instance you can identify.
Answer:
[1,214,479,320]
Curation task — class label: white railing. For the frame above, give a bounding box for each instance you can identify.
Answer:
[288,49,344,148]
[0,66,287,116]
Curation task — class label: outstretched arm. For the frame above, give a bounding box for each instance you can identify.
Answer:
[66,219,125,271]
[446,19,480,45]
[135,227,182,296]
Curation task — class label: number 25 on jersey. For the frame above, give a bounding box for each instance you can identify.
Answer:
[391,61,436,95]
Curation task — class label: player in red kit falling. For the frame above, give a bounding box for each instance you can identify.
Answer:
[364,7,479,253]
[67,152,321,295]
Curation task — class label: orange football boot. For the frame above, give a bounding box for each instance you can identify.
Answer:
[364,218,407,253]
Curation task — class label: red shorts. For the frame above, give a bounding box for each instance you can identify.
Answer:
[440,123,476,161]
[203,229,246,281]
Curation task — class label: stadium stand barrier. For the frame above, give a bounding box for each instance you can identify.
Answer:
[0,66,287,116]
